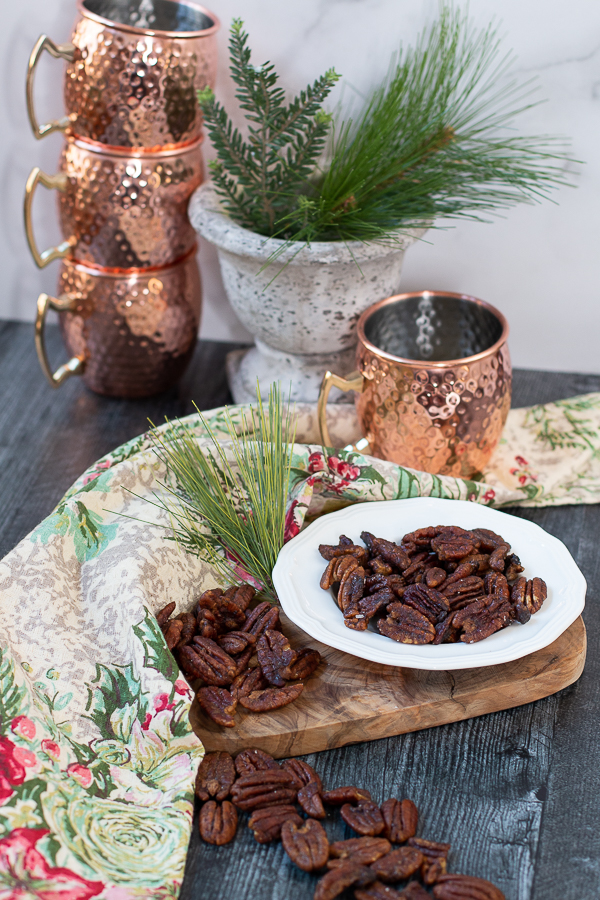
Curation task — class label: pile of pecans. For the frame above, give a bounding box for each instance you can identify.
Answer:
[319,525,547,644]
[196,747,505,900]
[156,585,322,727]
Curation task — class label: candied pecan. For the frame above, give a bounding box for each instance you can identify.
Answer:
[379,606,435,644]
[442,577,485,609]
[189,637,238,685]
[156,601,176,626]
[408,837,450,863]
[212,598,247,632]
[315,863,375,900]
[196,687,237,727]
[234,748,279,777]
[489,543,510,572]
[234,647,253,677]
[358,590,395,621]
[323,786,372,805]
[319,540,369,563]
[281,818,329,872]
[380,798,418,843]
[298,781,325,818]
[339,566,366,619]
[401,526,438,547]
[454,595,512,642]
[330,837,391,865]
[228,583,255,612]
[484,573,510,600]
[195,751,236,801]
[445,559,481,585]
[370,846,423,882]
[164,619,183,650]
[398,883,430,900]
[242,602,280,637]
[369,558,393,576]
[401,552,429,582]
[248,804,302,843]
[176,612,197,648]
[431,532,475,561]
[198,800,237,845]
[432,874,505,900]
[239,682,304,711]
[426,567,447,589]
[511,576,546,622]
[281,759,322,792]
[341,799,385,836]
[504,553,524,582]
[470,528,505,551]
[197,588,224,611]
[354,881,405,900]
[283,647,322,680]
[217,631,256,655]
[196,608,219,641]
[423,856,447,884]
[339,534,354,547]
[526,577,547,615]
[361,532,411,571]
[403,584,449,624]
[321,558,339,590]
[178,645,211,680]
[230,666,268,701]
[231,769,296,811]
[257,629,297,687]
[433,615,459,644]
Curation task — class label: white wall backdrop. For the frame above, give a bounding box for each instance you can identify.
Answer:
[2,0,599,372]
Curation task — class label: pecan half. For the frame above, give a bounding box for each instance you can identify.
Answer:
[239,683,304,711]
[197,588,224,611]
[341,799,385,836]
[425,567,447,589]
[380,798,418,843]
[228,583,255,612]
[489,544,510,572]
[470,528,505,552]
[230,769,296,811]
[281,759,322,792]
[195,751,236,801]
[354,882,405,900]
[188,637,238,686]
[403,584,449,624]
[361,533,411,572]
[401,552,429,583]
[504,553,524,582]
[432,874,505,900]
[156,601,176,626]
[298,781,326,819]
[511,577,547,621]
[423,856,447,885]
[329,837,391,865]
[407,837,450,864]
[433,615,459,644]
[323,786,372,805]
[369,558,393,576]
[212,598,247,632]
[164,619,183,650]
[319,539,369,563]
[230,666,268,701]
[357,589,395,623]
[431,532,475,561]
[483,573,510,601]
[283,647,321,680]
[198,800,237,845]
[234,748,279,777]
[379,606,435,644]
[453,595,511,643]
[196,608,219,641]
[442,577,485,609]
[196,687,237,727]
[281,818,329,872]
[242,602,280,637]
[176,612,197,648]
[248,804,302,843]
[314,862,375,900]
[257,629,297,687]
[217,631,256,655]
[401,526,438,547]
[370,846,423,882]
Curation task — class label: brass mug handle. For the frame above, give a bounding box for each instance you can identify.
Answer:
[26,35,75,139]
[24,168,76,268]
[35,292,85,387]
[318,370,364,448]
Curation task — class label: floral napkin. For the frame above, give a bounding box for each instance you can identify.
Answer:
[0,391,599,898]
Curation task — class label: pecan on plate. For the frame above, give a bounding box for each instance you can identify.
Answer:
[319,538,368,563]
[257,629,297,687]
[401,526,438,547]
[489,544,511,573]
[196,687,237,727]
[453,595,511,643]
[370,846,424,882]
[354,883,406,900]
[248,804,302,843]
[239,683,304,712]
[341,799,385,836]
[234,748,279,777]
[337,562,365,615]
[314,862,375,900]
[403,584,449,624]
[283,647,322,680]
[369,558,393,576]
[176,612,197,648]
[323,786,372,805]
[426,567,447,589]
[433,615,459,644]
[431,531,476,561]
[378,606,435,645]
[217,631,256,656]
[156,601,176,626]
[195,751,236,801]
[361,533,411,572]
[329,837,391,865]
[198,800,238,845]
[242,601,280,637]
[401,552,430,583]
[470,528,505,552]
[380,798,418,843]
[164,619,184,650]
[504,553,524,582]
[230,666,268,701]
[432,874,505,900]
[230,769,296,811]
[357,589,395,624]
[188,637,238,686]
[484,573,510,601]
[281,818,329,872]
[511,576,547,623]
[281,759,322,792]
[442,577,485,610]
[298,781,325,819]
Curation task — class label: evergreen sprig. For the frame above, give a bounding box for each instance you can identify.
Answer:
[198,19,339,235]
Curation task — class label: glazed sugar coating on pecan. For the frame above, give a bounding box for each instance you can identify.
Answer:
[283,647,321,680]
[198,800,238,845]
[432,874,506,900]
[156,601,176,626]
[379,606,435,645]
[163,619,184,650]
[323,786,372,805]
[341,799,385,836]
[370,846,424,882]
[230,666,268,701]
[298,781,326,819]
[248,804,302,843]
[281,818,330,872]
[242,602,280,637]
[217,631,256,655]
[380,798,418,843]
[403,584,449,624]
[281,758,322,792]
[230,769,297,811]
[314,862,375,900]
[257,629,297,687]
[234,748,279,777]
[239,682,304,711]
[196,687,237,727]
[329,836,391,865]
[353,879,407,900]
[189,638,238,686]
[195,751,236,801]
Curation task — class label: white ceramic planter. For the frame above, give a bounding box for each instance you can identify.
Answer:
[190,182,425,403]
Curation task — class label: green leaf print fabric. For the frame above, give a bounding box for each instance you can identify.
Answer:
[0,392,599,897]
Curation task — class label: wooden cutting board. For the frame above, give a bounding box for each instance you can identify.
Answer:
[190,615,586,759]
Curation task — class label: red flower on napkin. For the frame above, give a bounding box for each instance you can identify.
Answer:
[0,735,26,803]
[0,828,104,899]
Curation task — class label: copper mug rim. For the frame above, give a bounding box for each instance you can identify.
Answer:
[356,289,510,367]
[76,0,220,39]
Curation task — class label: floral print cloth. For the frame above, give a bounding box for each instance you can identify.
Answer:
[1,392,599,898]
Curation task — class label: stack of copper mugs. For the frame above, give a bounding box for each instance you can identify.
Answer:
[24,0,219,397]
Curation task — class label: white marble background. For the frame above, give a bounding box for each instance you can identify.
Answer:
[2,0,599,372]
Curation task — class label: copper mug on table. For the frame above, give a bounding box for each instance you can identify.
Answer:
[24,136,203,269]
[35,247,201,397]
[318,291,511,479]
[27,0,219,148]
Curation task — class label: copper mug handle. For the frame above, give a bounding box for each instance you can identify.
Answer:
[24,168,76,268]
[318,369,370,450]
[26,35,75,139]
[35,292,85,387]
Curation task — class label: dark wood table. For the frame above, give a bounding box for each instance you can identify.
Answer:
[1,320,599,900]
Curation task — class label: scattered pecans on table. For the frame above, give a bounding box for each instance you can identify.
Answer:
[195,747,505,900]
[156,584,323,728]
[319,526,547,644]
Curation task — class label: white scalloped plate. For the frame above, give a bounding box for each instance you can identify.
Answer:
[272,498,586,670]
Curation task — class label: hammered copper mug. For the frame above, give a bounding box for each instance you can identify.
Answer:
[318,291,511,478]
[24,136,203,269]
[27,0,219,148]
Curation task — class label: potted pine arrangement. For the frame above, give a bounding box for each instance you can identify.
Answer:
[191,8,571,403]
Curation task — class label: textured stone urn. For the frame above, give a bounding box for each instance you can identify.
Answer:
[190,183,425,403]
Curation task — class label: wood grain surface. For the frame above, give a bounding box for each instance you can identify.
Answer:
[1,323,599,900]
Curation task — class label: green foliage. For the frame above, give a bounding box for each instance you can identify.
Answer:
[0,647,28,727]
[199,9,573,245]
[132,610,179,684]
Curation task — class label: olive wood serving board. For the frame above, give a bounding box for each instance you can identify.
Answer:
[190,615,586,759]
